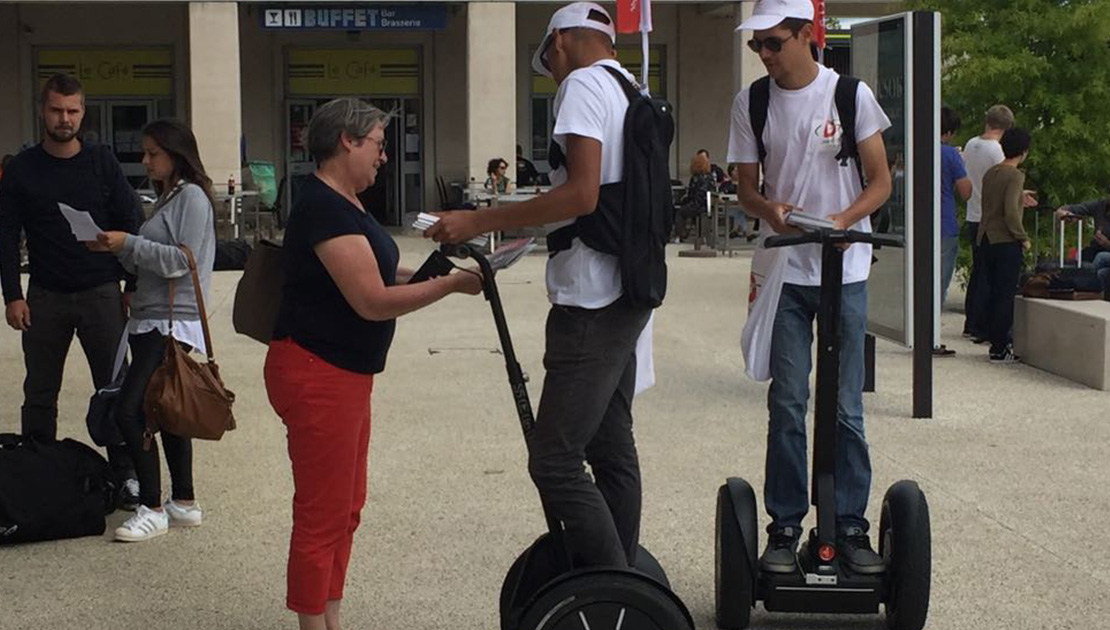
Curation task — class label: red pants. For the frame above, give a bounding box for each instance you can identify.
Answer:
[264,339,374,615]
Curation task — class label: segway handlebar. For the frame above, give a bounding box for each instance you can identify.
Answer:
[439,243,494,289]
[438,242,537,435]
[764,229,904,250]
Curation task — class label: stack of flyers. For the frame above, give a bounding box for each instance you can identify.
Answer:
[411,213,489,247]
[487,238,536,271]
[785,210,837,231]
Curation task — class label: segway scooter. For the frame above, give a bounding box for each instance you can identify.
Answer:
[438,244,694,630]
[715,227,931,630]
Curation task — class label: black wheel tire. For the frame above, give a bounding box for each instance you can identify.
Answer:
[501,536,565,630]
[501,547,530,630]
[880,480,931,630]
[518,572,692,630]
[501,537,673,629]
[633,545,671,588]
[716,481,756,630]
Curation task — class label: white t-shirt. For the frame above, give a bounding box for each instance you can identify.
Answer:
[545,59,655,394]
[545,59,634,309]
[727,66,891,286]
[962,136,1004,223]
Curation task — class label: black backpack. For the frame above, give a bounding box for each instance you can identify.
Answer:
[0,434,114,545]
[547,65,675,309]
[748,74,865,189]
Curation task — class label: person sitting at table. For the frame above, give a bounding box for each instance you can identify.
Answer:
[485,158,512,194]
[697,149,728,187]
[675,152,717,240]
[516,145,540,187]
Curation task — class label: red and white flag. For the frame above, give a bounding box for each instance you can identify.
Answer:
[617,0,653,34]
[617,0,654,86]
[616,0,640,34]
[812,0,826,49]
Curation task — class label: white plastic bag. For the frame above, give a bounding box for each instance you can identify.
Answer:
[634,313,655,395]
[741,246,787,382]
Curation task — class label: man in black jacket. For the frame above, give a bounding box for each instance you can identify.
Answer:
[0,74,141,507]
[1056,188,1110,295]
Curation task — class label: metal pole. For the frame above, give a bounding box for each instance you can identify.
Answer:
[911,12,936,419]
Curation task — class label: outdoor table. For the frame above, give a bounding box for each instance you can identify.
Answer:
[214,190,259,240]
[678,190,718,258]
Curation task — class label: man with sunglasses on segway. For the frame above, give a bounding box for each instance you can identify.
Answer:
[427,2,664,571]
[728,0,893,576]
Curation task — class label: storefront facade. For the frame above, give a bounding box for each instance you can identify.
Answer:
[0,1,903,225]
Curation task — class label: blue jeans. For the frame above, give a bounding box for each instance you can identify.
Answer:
[940,236,959,307]
[766,281,871,535]
[729,209,747,235]
[1094,251,1110,293]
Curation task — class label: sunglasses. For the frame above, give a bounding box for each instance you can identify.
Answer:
[746,33,798,54]
[539,28,575,72]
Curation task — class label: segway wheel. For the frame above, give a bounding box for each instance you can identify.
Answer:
[518,572,692,630]
[632,545,671,588]
[715,480,757,630]
[501,536,565,630]
[880,480,931,630]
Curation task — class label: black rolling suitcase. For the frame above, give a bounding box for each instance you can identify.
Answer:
[0,434,114,545]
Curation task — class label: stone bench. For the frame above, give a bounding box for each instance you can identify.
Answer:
[1013,297,1110,390]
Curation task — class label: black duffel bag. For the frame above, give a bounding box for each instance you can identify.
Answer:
[0,434,114,545]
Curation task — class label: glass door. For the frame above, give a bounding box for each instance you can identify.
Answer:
[108,101,155,187]
[285,99,322,215]
[286,97,414,226]
[79,102,107,146]
[357,98,402,226]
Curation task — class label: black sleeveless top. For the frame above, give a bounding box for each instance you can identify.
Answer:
[273,174,399,374]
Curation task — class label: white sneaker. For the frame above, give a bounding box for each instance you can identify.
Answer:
[164,500,203,527]
[114,505,168,542]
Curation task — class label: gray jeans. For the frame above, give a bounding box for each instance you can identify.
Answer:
[21,282,132,477]
[526,298,651,568]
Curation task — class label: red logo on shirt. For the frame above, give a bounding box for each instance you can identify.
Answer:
[816,120,841,139]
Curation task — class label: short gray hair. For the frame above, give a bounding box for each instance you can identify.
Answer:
[985,104,1015,132]
[306,97,392,163]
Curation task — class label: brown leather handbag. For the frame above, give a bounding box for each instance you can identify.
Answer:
[143,245,236,450]
[232,239,284,345]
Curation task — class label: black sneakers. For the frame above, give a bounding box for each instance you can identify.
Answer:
[760,527,800,573]
[837,528,885,574]
[990,345,1021,364]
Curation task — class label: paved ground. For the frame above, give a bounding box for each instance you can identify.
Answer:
[1,235,1108,630]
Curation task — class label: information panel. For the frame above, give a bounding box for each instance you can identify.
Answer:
[853,15,914,345]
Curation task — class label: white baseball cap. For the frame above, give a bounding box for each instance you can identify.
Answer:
[735,0,815,32]
[531,2,617,78]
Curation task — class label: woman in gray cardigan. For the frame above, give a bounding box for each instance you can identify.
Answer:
[95,119,216,542]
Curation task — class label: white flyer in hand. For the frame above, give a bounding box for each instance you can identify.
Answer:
[785,210,837,231]
[411,212,489,247]
[58,203,103,241]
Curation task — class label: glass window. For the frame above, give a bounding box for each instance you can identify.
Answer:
[531,96,553,162]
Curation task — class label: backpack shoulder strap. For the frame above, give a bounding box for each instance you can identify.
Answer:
[748,76,771,168]
[599,64,644,103]
[834,75,865,188]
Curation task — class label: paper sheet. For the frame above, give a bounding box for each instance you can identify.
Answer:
[58,203,103,241]
[411,213,489,247]
[486,238,535,271]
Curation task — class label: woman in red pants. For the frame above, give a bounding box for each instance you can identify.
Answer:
[264,97,481,630]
